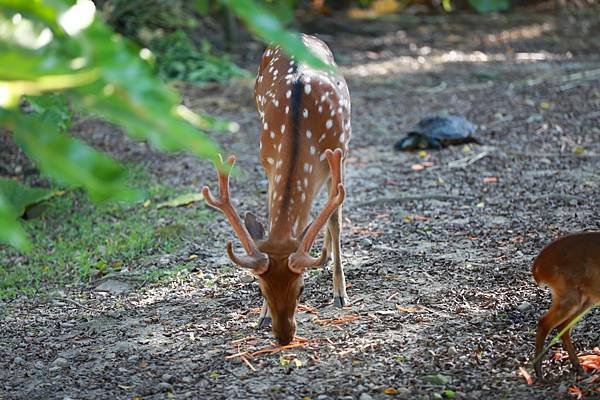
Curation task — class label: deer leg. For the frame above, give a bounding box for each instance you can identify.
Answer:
[556,322,584,375]
[534,293,580,379]
[322,227,333,267]
[556,300,591,375]
[328,205,347,307]
[257,298,271,329]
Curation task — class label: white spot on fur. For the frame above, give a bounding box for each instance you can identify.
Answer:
[264,122,268,130]
[280,124,285,133]
[303,109,308,118]
[301,192,306,203]
[267,157,274,165]
[319,133,326,142]
[340,133,345,142]
[306,130,312,139]
[304,84,311,94]
[286,90,291,98]
[319,152,327,161]
[270,131,275,139]
[310,146,316,155]
[326,120,333,129]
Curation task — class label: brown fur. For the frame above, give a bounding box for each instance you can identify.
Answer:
[532,231,600,378]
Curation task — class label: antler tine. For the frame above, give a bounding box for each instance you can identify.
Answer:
[288,148,346,274]
[203,154,268,274]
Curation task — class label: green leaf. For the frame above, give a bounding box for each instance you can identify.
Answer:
[1,110,140,202]
[0,177,58,217]
[223,0,333,72]
[466,0,509,13]
[0,190,30,251]
[26,93,72,132]
[156,192,204,209]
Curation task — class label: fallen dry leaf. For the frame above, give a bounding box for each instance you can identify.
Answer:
[579,353,600,372]
[483,176,498,183]
[568,385,583,400]
[383,387,398,395]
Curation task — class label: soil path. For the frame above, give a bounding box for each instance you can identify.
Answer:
[2,9,600,400]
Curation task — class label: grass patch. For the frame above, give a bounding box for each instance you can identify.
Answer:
[0,166,212,299]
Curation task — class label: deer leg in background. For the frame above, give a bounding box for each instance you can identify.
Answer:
[257,298,271,329]
[322,218,333,267]
[328,205,347,307]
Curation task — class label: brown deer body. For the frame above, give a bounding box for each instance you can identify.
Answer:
[203,35,351,345]
[532,231,600,378]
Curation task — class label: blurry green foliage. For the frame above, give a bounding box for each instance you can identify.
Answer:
[466,0,510,12]
[150,30,248,84]
[0,0,332,251]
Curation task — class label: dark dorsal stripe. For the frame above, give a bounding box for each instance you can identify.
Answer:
[282,63,301,211]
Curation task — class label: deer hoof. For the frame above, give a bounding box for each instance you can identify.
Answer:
[334,296,348,308]
[257,316,272,330]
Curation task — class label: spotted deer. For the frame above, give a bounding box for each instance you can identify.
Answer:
[532,231,600,378]
[202,35,351,345]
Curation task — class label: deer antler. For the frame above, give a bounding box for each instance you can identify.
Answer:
[202,155,269,274]
[288,149,346,274]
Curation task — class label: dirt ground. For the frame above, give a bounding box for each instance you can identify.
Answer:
[2,8,600,400]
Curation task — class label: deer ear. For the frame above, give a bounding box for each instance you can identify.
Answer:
[244,212,265,241]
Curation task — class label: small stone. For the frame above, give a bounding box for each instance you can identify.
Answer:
[360,238,373,247]
[127,355,140,364]
[162,373,176,384]
[396,387,411,396]
[359,393,373,400]
[34,361,44,369]
[13,356,25,365]
[115,341,131,353]
[517,302,532,312]
[181,376,193,384]
[52,357,69,369]
[94,280,132,295]
[447,346,458,356]
[158,382,173,392]
[239,273,255,283]
[558,384,567,393]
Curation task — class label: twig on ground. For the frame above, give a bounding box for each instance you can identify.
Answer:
[231,336,256,345]
[314,315,360,325]
[50,296,98,312]
[447,151,489,169]
[240,355,256,371]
